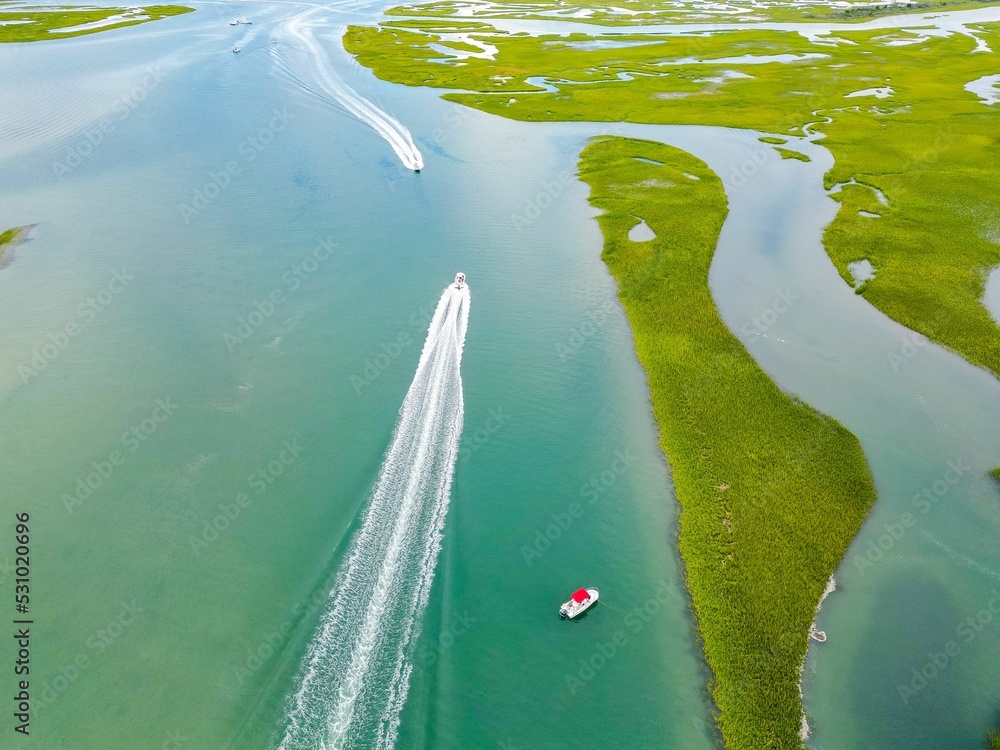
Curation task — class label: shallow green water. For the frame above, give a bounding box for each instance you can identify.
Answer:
[0,4,998,750]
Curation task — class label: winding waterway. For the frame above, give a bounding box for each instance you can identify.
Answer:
[0,2,998,749]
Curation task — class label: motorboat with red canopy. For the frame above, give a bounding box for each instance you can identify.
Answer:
[559,587,599,618]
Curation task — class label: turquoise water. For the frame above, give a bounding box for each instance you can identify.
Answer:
[0,8,715,748]
[0,4,998,749]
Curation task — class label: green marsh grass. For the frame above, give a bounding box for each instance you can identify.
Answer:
[0,226,27,263]
[0,5,192,43]
[384,0,1000,26]
[579,137,876,749]
[346,22,1000,377]
[775,147,810,162]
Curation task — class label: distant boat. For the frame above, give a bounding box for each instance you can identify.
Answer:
[230,16,252,25]
[560,587,599,619]
[454,272,465,289]
[809,625,827,642]
[233,47,240,53]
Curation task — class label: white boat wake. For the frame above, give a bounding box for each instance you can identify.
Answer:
[279,282,470,750]
[273,11,424,171]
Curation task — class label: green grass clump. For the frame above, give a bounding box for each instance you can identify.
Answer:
[776,147,810,162]
[989,728,1000,749]
[0,226,28,263]
[0,5,192,43]
[578,136,876,750]
[759,136,788,145]
[991,468,1000,484]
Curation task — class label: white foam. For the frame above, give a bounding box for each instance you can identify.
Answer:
[279,283,470,749]
[275,11,424,171]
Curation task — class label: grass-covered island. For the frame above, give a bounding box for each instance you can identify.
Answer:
[578,137,876,749]
[0,5,192,43]
[0,226,31,264]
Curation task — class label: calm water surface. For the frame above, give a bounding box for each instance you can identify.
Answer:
[0,4,997,749]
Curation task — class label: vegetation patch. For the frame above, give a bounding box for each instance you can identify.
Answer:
[345,20,1000,377]
[578,136,876,750]
[385,0,1000,25]
[759,136,788,144]
[0,226,30,264]
[0,5,192,43]
[776,147,810,161]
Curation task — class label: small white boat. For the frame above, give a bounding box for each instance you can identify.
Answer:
[230,16,252,24]
[454,272,466,289]
[560,587,599,619]
[233,47,240,53]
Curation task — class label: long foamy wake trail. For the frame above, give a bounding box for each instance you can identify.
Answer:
[279,283,470,750]
[274,11,423,171]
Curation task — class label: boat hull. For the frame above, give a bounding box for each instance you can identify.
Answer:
[560,587,599,619]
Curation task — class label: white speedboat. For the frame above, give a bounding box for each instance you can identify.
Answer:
[233,47,241,53]
[454,272,466,289]
[559,587,599,619]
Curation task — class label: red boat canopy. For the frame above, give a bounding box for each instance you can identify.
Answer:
[571,588,589,603]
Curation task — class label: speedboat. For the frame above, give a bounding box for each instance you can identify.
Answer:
[454,272,466,289]
[560,587,599,619]
[233,47,241,53]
